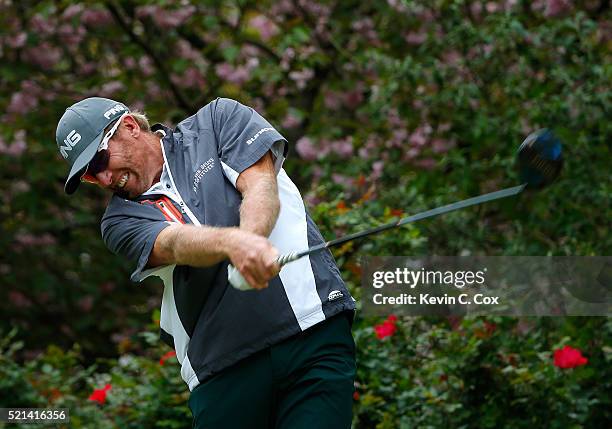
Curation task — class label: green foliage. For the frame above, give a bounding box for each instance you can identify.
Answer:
[0,328,190,429]
[352,317,611,428]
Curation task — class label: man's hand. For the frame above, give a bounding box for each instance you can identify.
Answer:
[225,229,280,289]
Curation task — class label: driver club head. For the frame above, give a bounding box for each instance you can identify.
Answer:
[517,128,563,189]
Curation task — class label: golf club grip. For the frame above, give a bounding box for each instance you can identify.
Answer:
[228,253,300,290]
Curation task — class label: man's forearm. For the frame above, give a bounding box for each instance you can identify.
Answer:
[239,174,280,237]
[152,224,236,267]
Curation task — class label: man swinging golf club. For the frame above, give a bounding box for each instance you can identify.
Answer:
[55,97,357,429]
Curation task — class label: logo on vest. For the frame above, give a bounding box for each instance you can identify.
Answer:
[328,290,344,302]
[245,127,274,145]
[193,158,215,192]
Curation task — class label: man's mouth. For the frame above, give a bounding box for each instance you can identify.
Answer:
[117,172,129,189]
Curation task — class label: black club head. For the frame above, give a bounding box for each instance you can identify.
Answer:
[517,128,563,189]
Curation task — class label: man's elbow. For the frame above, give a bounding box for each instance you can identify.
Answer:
[149,224,180,267]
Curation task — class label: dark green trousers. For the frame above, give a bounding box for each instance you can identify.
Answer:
[188,312,356,429]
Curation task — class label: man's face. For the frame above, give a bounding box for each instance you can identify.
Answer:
[84,116,158,199]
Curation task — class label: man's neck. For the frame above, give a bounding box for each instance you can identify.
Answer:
[146,131,165,184]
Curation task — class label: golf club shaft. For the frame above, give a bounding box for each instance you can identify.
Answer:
[229,183,526,290]
[276,183,527,266]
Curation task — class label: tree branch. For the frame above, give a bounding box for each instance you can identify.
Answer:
[104,1,193,112]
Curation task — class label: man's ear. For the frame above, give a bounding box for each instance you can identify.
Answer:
[123,114,141,138]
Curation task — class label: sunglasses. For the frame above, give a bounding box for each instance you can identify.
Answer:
[81,149,110,183]
[81,114,126,184]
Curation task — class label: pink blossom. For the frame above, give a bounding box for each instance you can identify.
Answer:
[438,122,452,132]
[387,0,408,13]
[99,81,125,97]
[431,138,455,154]
[409,126,430,147]
[81,9,114,27]
[10,181,31,194]
[372,160,384,180]
[289,69,314,89]
[544,0,572,17]
[80,62,97,76]
[139,57,155,76]
[99,282,116,293]
[390,128,408,147]
[414,158,437,170]
[23,43,62,70]
[147,85,162,99]
[442,50,462,66]
[404,147,421,159]
[352,18,378,42]
[77,296,94,312]
[215,63,250,85]
[270,0,295,15]
[280,47,295,70]
[124,58,136,69]
[343,88,363,109]
[183,67,206,88]
[470,2,483,18]
[176,40,202,62]
[30,14,55,35]
[249,15,279,41]
[8,291,32,309]
[504,0,519,11]
[331,138,353,159]
[7,92,38,115]
[299,0,331,18]
[405,31,427,45]
[324,91,343,110]
[14,232,56,247]
[62,4,84,20]
[485,2,499,13]
[387,108,405,128]
[58,23,86,46]
[172,67,206,89]
[136,5,195,28]
[6,32,27,48]
[331,174,353,188]
[296,137,318,161]
[0,130,27,157]
[281,112,302,129]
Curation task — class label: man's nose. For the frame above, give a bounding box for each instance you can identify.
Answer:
[95,170,113,187]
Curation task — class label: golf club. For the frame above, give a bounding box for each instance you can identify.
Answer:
[229,128,563,290]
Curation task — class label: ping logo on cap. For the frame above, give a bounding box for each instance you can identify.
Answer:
[104,104,126,119]
[59,130,82,159]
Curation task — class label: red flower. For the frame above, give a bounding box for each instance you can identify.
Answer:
[88,384,111,405]
[374,315,398,340]
[353,391,360,401]
[159,350,177,365]
[553,345,588,369]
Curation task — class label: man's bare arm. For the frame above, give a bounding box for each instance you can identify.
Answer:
[236,151,280,237]
[149,224,234,267]
[148,151,281,288]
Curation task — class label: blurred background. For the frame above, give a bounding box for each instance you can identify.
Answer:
[0,0,610,427]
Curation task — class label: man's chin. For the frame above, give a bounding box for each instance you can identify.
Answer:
[114,188,130,199]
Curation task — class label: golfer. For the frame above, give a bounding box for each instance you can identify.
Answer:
[55,97,356,428]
